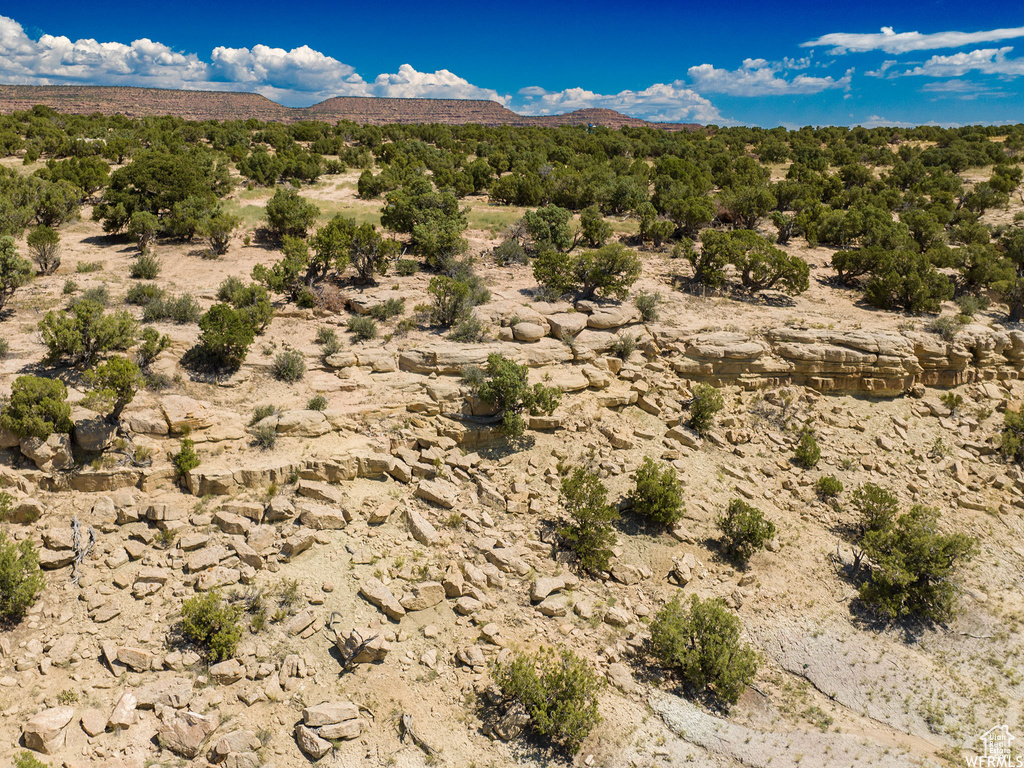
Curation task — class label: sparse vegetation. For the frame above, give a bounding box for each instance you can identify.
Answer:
[689,383,723,437]
[171,438,200,478]
[793,430,821,469]
[271,349,306,382]
[558,466,619,574]
[0,532,45,624]
[0,375,73,440]
[466,353,560,438]
[347,315,378,341]
[180,590,243,662]
[631,457,685,527]
[717,498,775,566]
[815,475,843,499]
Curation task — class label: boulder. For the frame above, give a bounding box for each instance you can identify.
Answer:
[407,509,439,546]
[299,504,348,530]
[359,578,405,620]
[22,707,75,754]
[400,582,446,611]
[414,478,460,509]
[546,312,588,339]
[295,724,332,759]
[209,658,245,684]
[512,322,548,342]
[20,434,73,471]
[161,395,215,434]
[72,410,118,452]
[157,710,218,759]
[107,690,138,730]
[336,626,390,664]
[303,701,359,727]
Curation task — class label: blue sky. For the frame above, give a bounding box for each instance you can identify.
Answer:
[2,1,1023,126]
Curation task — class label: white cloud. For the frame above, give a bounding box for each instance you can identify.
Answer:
[687,59,853,96]
[856,114,957,128]
[802,25,1024,55]
[902,47,1024,78]
[371,64,510,105]
[514,81,722,123]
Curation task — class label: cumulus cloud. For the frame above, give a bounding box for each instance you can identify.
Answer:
[0,15,209,88]
[371,64,510,105]
[902,47,1024,78]
[802,25,1024,55]
[514,81,722,123]
[687,59,852,96]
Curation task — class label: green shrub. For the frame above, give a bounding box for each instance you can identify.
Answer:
[858,505,976,623]
[27,225,61,275]
[264,187,319,240]
[610,333,638,360]
[689,383,723,437]
[0,491,11,521]
[249,404,275,425]
[315,326,338,346]
[251,423,277,450]
[633,290,661,322]
[631,457,685,527]
[125,282,165,306]
[427,275,472,327]
[368,297,405,321]
[939,391,964,415]
[180,590,243,662]
[470,353,560,438]
[15,749,50,768]
[450,314,485,342]
[216,276,246,303]
[395,258,419,276]
[196,303,256,370]
[76,261,102,273]
[62,278,78,295]
[851,482,899,536]
[0,235,33,311]
[793,430,821,469]
[649,595,758,706]
[39,300,136,365]
[814,475,843,499]
[82,356,143,420]
[129,252,161,280]
[307,394,328,411]
[135,327,170,368]
[493,238,528,266]
[75,284,110,307]
[1002,408,1024,464]
[0,532,45,624]
[347,315,378,341]
[716,498,775,566]
[557,466,619,574]
[0,339,7,358]
[0,375,72,440]
[271,350,305,382]
[171,438,200,478]
[142,294,202,324]
[492,646,602,756]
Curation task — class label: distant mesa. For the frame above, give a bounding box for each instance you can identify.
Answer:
[0,84,700,130]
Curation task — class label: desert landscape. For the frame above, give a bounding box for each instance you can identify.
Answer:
[0,95,1020,768]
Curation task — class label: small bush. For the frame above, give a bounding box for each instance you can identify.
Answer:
[649,595,758,706]
[307,394,328,411]
[858,505,976,623]
[716,498,775,566]
[1002,408,1024,464]
[449,314,485,342]
[272,350,305,382]
[610,333,638,360]
[928,315,965,342]
[27,225,61,274]
[180,590,243,662]
[558,466,619,574]
[251,423,277,450]
[142,293,202,324]
[347,315,378,341]
[631,457,685,527]
[689,383,723,437]
[135,327,170,368]
[368,297,405,321]
[956,294,988,317]
[15,751,50,768]
[492,646,602,756]
[0,532,46,624]
[296,288,317,308]
[939,391,963,415]
[471,353,560,438]
[125,282,165,306]
[129,252,161,280]
[62,278,78,295]
[396,258,419,276]
[171,438,200,478]
[75,284,110,307]
[634,290,661,322]
[0,375,72,440]
[249,404,275,425]
[315,326,338,346]
[195,303,256,370]
[851,482,899,536]
[76,261,102,273]
[493,239,528,266]
[0,339,7,358]
[793,430,821,469]
[216,276,246,303]
[814,475,843,499]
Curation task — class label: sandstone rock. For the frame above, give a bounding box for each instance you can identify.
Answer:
[611,563,643,585]
[162,395,215,434]
[414,478,460,509]
[20,434,73,471]
[607,662,637,694]
[546,312,588,339]
[157,710,218,758]
[80,708,106,737]
[337,627,390,665]
[107,690,137,730]
[537,595,569,617]
[295,724,332,759]
[281,532,315,559]
[47,635,77,666]
[303,701,359,727]
[454,596,483,615]
[485,547,530,576]
[318,718,366,740]
[407,509,439,545]
[665,425,701,449]
[512,322,548,342]
[136,677,193,709]
[117,647,154,672]
[299,504,348,530]
[400,581,446,611]
[297,479,342,504]
[443,564,465,598]
[213,729,261,759]
[209,659,245,684]
[359,578,405,620]
[212,510,251,535]
[72,410,118,452]
[276,409,330,436]
[23,707,75,754]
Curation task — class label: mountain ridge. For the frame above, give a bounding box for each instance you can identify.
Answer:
[0,84,700,130]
